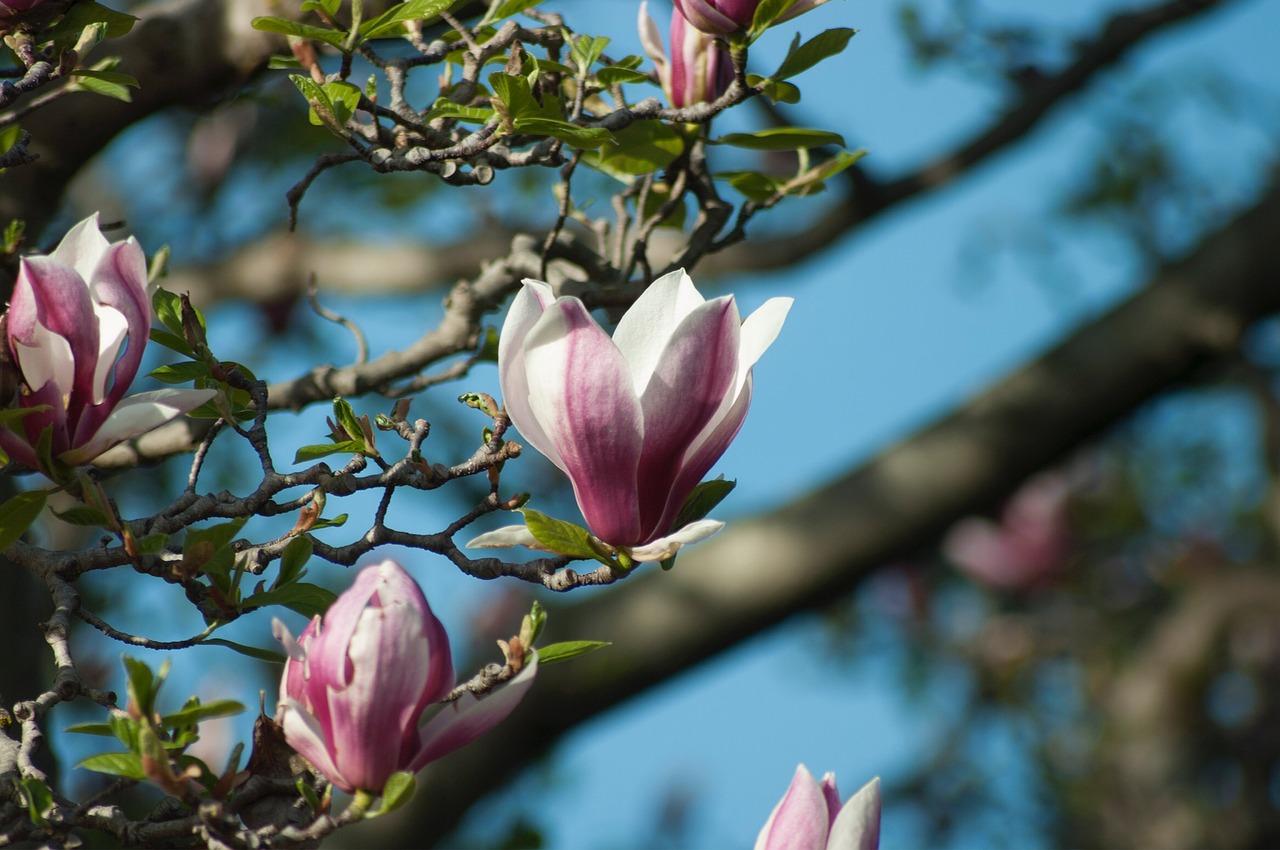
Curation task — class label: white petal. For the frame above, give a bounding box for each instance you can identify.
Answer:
[611,268,705,396]
[13,321,74,396]
[827,777,881,850]
[735,296,793,399]
[499,281,564,470]
[90,305,129,405]
[638,1,667,68]
[49,214,110,284]
[625,518,724,562]
[61,388,214,464]
[465,525,547,551]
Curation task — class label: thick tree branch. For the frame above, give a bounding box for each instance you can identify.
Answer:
[376,172,1280,848]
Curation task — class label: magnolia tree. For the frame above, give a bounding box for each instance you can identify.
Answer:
[0,0,881,846]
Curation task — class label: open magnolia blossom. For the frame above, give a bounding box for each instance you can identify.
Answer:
[756,765,881,850]
[0,214,214,471]
[639,1,733,108]
[467,269,791,563]
[673,0,830,35]
[274,560,536,795]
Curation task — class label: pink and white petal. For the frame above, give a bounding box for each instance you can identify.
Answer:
[625,518,724,562]
[778,0,832,23]
[87,306,129,406]
[372,560,456,711]
[754,765,830,850]
[819,772,843,829]
[11,320,75,398]
[465,525,545,550]
[827,777,881,850]
[611,268,704,396]
[523,300,646,545]
[672,0,739,33]
[13,257,99,400]
[498,281,563,469]
[410,654,537,771]
[325,604,434,791]
[277,697,352,792]
[64,388,215,464]
[734,296,793,399]
[48,214,110,284]
[635,296,739,536]
[90,238,151,401]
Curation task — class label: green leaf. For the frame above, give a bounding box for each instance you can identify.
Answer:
[203,638,287,665]
[275,536,314,590]
[366,771,416,817]
[488,72,539,119]
[426,98,495,124]
[70,69,140,87]
[73,73,135,102]
[596,66,652,86]
[784,148,867,195]
[161,699,246,729]
[480,0,546,26]
[323,81,362,125]
[331,396,365,445]
[301,0,341,13]
[78,752,146,780]
[513,117,613,149]
[13,776,53,826]
[45,1,138,47]
[64,722,116,737]
[569,34,610,75]
[122,656,162,719]
[715,169,783,201]
[520,509,612,564]
[151,287,186,335]
[583,120,683,180]
[268,54,304,70]
[149,361,212,384]
[251,16,349,49]
[50,504,112,528]
[360,0,458,40]
[536,640,611,665]
[149,328,194,357]
[746,74,801,104]
[242,582,337,619]
[526,600,547,644]
[671,478,736,531]
[712,127,845,150]
[749,0,800,40]
[309,513,349,531]
[773,27,856,81]
[0,489,47,553]
[293,440,368,464]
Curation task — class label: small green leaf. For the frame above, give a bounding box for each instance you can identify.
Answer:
[50,504,112,528]
[242,582,338,619]
[332,397,366,445]
[203,639,287,665]
[123,656,164,719]
[78,752,146,780]
[426,99,495,124]
[360,0,458,40]
[309,513,349,531]
[149,361,212,384]
[783,148,867,195]
[526,600,547,644]
[746,74,801,104]
[268,54,304,70]
[293,440,368,464]
[322,81,362,125]
[596,66,652,86]
[251,17,349,49]
[275,536,314,590]
[519,509,612,564]
[712,128,845,150]
[773,27,856,81]
[569,34,610,75]
[671,478,736,530]
[64,722,116,737]
[0,489,48,553]
[13,776,53,826]
[161,699,246,729]
[583,120,683,180]
[715,169,783,201]
[749,0,799,40]
[513,117,613,148]
[480,0,546,25]
[73,73,135,102]
[536,640,611,665]
[301,0,341,13]
[45,1,138,47]
[149,328,194,357]
[366,771,416,818]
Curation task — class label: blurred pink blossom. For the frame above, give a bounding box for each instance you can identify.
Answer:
[755,765,881,850]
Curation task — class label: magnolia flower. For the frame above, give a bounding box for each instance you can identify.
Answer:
[0,0,50,18]
[756,765,881,850]
[639,2,734,108]
[0,214,214,472]
[469,269,791,563]
[942,471,1072,591]
[274,560,536,794]
[674,0,830,36]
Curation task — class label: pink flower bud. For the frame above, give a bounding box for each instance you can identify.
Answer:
[0,214,214,471]
[755,765,881,850]
[673,0,831,36]
[483,270,791,562]
[273,560,536,794]
[639,3,734,108]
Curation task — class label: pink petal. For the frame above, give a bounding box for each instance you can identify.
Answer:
[754,765,830,850]
[278,697,353,792]
[410,654,537,771]
[673,0,740,33]
[62,388,215,465]
[522,299,646,546]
